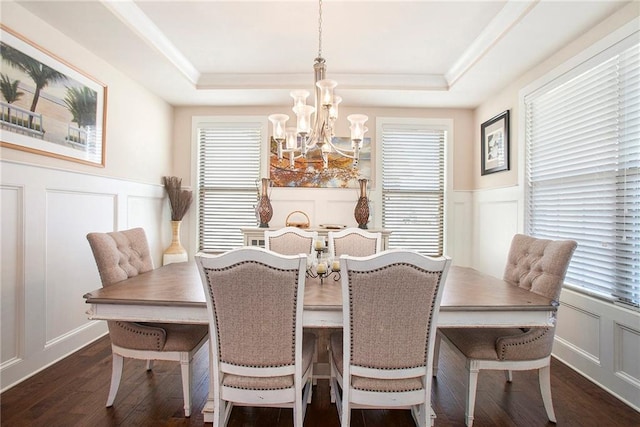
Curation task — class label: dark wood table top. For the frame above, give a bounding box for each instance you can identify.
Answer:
[84,262,555,312]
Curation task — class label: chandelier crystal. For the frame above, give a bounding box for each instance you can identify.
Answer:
[269,0,368,170]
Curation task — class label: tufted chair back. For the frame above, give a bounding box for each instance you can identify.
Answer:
[87,227,154,286]
[87,228,165,350]
[503,234,577,301]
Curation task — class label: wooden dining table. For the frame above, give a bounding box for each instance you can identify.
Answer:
[83,261,557,422]
[83,261,557,328]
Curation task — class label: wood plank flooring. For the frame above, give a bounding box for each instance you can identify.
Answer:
[2,335,639,427]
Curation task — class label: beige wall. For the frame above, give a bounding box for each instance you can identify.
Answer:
[0,2,174,184]
[473,1,640,190]
[173,106,475,190]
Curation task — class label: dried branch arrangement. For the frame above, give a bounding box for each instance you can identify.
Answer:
[162,176,193,221]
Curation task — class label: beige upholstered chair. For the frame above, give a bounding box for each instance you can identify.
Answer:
[434,234,577,426]
[264,227,318,256]
[329,250,452,427]
[196,247,316,427]
[327,227,382,258]
[86,228,208,417]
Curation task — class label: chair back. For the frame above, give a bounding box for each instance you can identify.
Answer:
[264,227,318,256]
[503,234,577,301]
[87,227,154,287]
[196,247,307,373]
[341,249,451,379]
[87,228,170,351]
[328,228,382,258]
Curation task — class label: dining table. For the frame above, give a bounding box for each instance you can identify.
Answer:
[83,261,558,422]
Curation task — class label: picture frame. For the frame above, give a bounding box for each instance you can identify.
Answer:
[481,110,509,175]
[269,136,371,188]
[0,25,107,167]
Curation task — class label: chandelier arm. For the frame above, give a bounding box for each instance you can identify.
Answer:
[327,144,357,159]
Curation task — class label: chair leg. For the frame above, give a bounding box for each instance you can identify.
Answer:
[341,396,351,427]
[329,349,336,404]
[410,403,429,427]
[106,353,124,407]
[539,365,557,422]
[465,360,480,427]
[294,391,303,427]
[505,370,513,382]
[339,380,351,427]
[307,378,313,404]
[146,359,154,371]
[180,354,192,417]
[432,333,441,376]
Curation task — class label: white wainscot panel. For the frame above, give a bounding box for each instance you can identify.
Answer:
[556,303,601,363]
[317,199,361,228]
[616,322,640,386]
[450,191,472,266]
[475,200,518,277]
[270,187,363,228]
[45,190,116,346]
[270,199,316,228]
[128,194,165,263]
[1,185,23,365]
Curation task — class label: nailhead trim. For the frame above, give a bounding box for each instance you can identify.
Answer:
[498,327,552,360]
[204,261,300,369]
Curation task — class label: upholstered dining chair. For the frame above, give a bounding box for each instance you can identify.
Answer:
[86,228,208,417]
[434,233,577,427]
[329,250,452,427]
[327,227,382,258]
[264,226,318,257]
[195,247,317,427]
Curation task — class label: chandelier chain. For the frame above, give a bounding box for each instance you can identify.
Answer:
[318,0,323,58]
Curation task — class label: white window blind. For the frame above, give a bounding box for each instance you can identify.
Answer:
[525,40,639,310]
[197,121,263,252]
[381,124,445,256]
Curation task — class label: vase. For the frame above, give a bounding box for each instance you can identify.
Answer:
[163,220,188,265]
[257,177,273,228]
[354,178,369,229]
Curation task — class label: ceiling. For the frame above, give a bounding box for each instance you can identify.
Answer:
[14,0,630,109]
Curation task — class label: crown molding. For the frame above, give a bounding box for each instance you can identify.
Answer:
[101,0,200,84]
[445,0,539,87]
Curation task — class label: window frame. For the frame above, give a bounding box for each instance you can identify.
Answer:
[518,19,640,310]
[374,117,453,256]
[191,116,268,253]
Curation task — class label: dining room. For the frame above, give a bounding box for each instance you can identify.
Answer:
[1,0,639,425]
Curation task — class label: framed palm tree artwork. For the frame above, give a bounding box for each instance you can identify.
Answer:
[0,25,107,167]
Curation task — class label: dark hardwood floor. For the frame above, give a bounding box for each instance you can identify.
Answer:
[2,335,639,427]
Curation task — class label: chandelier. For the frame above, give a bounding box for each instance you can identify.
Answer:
[268,0,368,170]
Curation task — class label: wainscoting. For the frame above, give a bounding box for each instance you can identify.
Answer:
[470,185,640,411]
[555,289,640,410]
[2,162,638,413]
[0,160,167,391]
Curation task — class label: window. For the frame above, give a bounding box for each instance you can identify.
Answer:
[196,118,265,252]
[379,120,446,256]
[524,38,639,310]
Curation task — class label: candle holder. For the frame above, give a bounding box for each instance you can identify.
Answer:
[306,245,341,285]
[306,263,341,285]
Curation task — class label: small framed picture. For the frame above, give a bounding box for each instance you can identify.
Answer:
[481,110,510,175]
